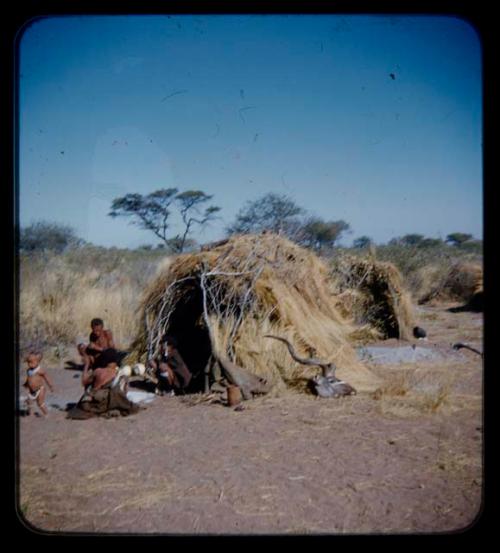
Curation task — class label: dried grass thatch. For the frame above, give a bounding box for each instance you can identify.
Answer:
[417,262,483,308]
[331,256,416,341]
[127,233,380,394]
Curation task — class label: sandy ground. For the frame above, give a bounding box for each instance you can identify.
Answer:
[17,303,483,535]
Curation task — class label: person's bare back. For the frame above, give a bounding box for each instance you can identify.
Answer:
[81,348,118,391]
[91,367,118,390]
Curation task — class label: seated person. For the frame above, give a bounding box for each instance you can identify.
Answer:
[148,335,192,396]
[67,348,139,420]
[81,347,119,391]
[77,318,126,369]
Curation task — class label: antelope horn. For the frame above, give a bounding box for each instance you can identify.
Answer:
[264,335,326,367]
[452,342,483,357]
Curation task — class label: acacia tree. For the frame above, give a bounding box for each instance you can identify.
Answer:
[297,217,351,252]
[172,190,221,253]
[389,234,427,247]
[109,188,179,245]
[109,188,220,252]
[388,234,445,249]
[226,193,306,237]
[419,237,444,248]
[446,232,473,247]
[226,192,351,253]
[353,235,373,249]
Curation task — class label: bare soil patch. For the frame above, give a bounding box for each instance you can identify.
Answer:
[17,303,483,535]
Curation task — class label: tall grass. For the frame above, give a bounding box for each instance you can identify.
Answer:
[18,247,167,353]
[18,240,483,356]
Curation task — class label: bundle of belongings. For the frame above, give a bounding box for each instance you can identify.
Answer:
[66,348,141,420]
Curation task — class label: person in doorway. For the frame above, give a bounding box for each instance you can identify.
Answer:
[148,335,192,396]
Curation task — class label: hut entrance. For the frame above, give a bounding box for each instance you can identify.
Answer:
[364,280,400,339]
[166,285,212,392]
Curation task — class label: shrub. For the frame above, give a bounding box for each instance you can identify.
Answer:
[20,221,84,254]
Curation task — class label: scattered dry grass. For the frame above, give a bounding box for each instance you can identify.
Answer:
[19,461,181,526]
[370,366,457,417]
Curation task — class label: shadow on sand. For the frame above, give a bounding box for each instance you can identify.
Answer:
[48,402,77,412]
[448,303,482,314]
[447,291,483,314]
[128,379,157,393]
[64,360,84,371]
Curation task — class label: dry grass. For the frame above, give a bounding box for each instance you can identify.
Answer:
[19,249,164,354]
[19,462,181,529]
[370,366,456,417]
[364,243,483,307]
[331,255,415,341]
[415,262,483,305]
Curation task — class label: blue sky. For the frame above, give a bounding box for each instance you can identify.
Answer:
[18,14,482,248]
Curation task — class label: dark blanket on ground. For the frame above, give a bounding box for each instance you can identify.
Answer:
[66,386,141,420]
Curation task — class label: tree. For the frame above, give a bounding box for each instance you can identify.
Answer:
[174,190,221,253]
[226,193,306,237]
[388,234,426,247]
[109,188,179,245]
[419,237,443,248]
[353,236,373,249]
[225,192,352,253]
[446,233,473,247]
[20,221,84,254]
[297,217,351,252]
[109,188,220,251]
[400,234,426,247]
[165,236,199,254]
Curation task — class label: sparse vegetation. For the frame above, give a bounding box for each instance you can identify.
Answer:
[370,365,454,418]
[18,225,482,356]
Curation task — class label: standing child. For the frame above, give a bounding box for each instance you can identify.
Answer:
[23,352,54,417]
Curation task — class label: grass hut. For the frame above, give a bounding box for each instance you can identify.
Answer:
[127,233,380,395]
[331,256,416,341]
[416,262,483,309]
